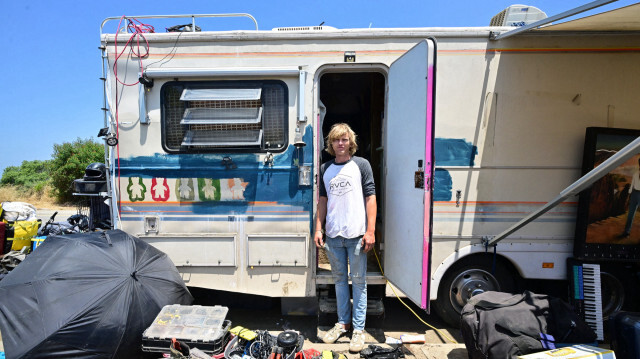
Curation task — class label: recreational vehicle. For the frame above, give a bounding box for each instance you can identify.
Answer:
[96,3,640,327]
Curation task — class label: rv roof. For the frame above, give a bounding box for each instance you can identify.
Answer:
[100,27,505,42]
[100,2,640,43]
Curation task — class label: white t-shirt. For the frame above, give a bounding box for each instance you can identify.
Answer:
[319,156,376,239]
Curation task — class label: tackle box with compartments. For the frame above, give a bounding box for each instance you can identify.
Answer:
[142,304,231,354]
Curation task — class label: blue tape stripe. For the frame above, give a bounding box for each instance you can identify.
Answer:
[121,204,308,212]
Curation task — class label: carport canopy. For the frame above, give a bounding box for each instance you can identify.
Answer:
[535,2,640,32]
[492,1,640,40]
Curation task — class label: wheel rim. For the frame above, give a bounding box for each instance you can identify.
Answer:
[449,268,500,313]
[601,271,624,320]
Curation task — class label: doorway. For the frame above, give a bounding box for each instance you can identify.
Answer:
[317,71,386,277]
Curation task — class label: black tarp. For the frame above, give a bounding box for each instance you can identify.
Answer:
[0,229,193,358]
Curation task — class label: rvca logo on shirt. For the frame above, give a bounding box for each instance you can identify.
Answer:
[329,174,354,196]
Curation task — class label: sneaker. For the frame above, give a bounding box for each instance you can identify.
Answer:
[349,329,366,352]
[322,323,348,344]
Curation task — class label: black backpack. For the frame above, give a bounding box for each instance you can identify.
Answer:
[460,291,596,359]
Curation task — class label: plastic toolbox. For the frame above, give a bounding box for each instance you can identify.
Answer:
[142,304,231,354]
[609,311,640,359]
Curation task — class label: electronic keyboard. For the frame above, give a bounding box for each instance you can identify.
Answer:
[568,260,604,341]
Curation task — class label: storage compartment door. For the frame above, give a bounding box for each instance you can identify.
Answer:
[384,39,436,311]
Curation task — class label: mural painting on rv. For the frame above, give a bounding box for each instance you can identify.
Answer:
[117,127,314,219]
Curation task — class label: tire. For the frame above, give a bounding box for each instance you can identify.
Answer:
[434,255,517,328]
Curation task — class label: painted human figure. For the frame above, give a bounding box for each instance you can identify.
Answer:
[153,181,167,198]
[229,178,247,200]
[151,178,170,201]
[178,178,193,199]
[202,179,217,200]
[314,123,376,353]
[128,177,146,202]
[621,157,640,238]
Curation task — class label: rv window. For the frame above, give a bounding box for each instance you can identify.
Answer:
[161,80,288,153]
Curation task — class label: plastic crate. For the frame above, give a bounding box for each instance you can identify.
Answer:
[73,179,107,194]
[142,305,230,354]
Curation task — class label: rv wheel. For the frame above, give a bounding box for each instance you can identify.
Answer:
[434,256,516,328]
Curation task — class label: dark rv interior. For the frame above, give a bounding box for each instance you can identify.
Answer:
[318,71,386,274]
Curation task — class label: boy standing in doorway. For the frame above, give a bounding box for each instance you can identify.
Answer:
[314,123,377,352]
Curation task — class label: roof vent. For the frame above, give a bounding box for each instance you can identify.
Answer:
[490,5,547,27]
[271,26,337,32]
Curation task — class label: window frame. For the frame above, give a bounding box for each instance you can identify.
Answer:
[160,79,289,154]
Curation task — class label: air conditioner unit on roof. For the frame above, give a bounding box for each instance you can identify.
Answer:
[490,5,547,27]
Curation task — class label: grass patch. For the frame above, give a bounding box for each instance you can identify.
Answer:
[0,185,75,210]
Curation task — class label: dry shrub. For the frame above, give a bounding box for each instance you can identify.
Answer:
[0,185,22,202]
[0,185,73,209]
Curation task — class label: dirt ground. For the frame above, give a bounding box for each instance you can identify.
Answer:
[189,288,466,359]
[0,288,465,358]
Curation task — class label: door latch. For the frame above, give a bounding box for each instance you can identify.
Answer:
[415,159,424,189]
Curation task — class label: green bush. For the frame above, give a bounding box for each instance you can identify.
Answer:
[50,138,104,203]
[0,160,51,188]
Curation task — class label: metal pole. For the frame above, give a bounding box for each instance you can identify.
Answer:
[99,41,118,230]
[486,135,640,246]
[101,13,259,35]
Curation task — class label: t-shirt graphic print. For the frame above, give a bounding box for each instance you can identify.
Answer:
[329,173,354,197]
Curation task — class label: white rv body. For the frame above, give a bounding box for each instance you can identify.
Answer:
[100,7,640,324]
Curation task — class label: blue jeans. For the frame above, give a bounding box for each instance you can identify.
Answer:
[324,236,367,331]
[624,190,640,235]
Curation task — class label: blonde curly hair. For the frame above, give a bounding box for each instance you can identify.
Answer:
[325,123,358,156]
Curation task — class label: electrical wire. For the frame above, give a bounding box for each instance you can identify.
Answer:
[111,16,154,217]
[145,31,184,69]
[113,16,153,87]
[372,248,458,344]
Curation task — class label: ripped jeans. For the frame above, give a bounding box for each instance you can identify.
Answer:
[324,235,367,331]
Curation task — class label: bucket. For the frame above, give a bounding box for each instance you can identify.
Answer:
[11,238,32,251]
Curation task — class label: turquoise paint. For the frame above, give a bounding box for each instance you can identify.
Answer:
[117,125,314,211]
[432,138,476,201]
[118,125,313,172]
[434,169,452,201]
[435,138,477,166]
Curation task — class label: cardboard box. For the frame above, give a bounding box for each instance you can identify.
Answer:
[517,345,616,359]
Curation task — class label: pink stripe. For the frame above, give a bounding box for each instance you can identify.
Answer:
[421,62,434,309]
[316,114,321,204]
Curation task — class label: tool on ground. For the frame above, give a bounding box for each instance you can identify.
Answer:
[359,345,404,359]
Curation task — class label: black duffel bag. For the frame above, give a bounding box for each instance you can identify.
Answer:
[460,290,596,359]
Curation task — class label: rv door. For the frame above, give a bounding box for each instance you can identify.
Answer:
[383,39,436,312]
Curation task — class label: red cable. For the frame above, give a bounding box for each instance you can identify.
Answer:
[114,17,153,87]
[112,16,155,218]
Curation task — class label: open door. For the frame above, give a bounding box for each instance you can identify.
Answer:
[383,39,436,311]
